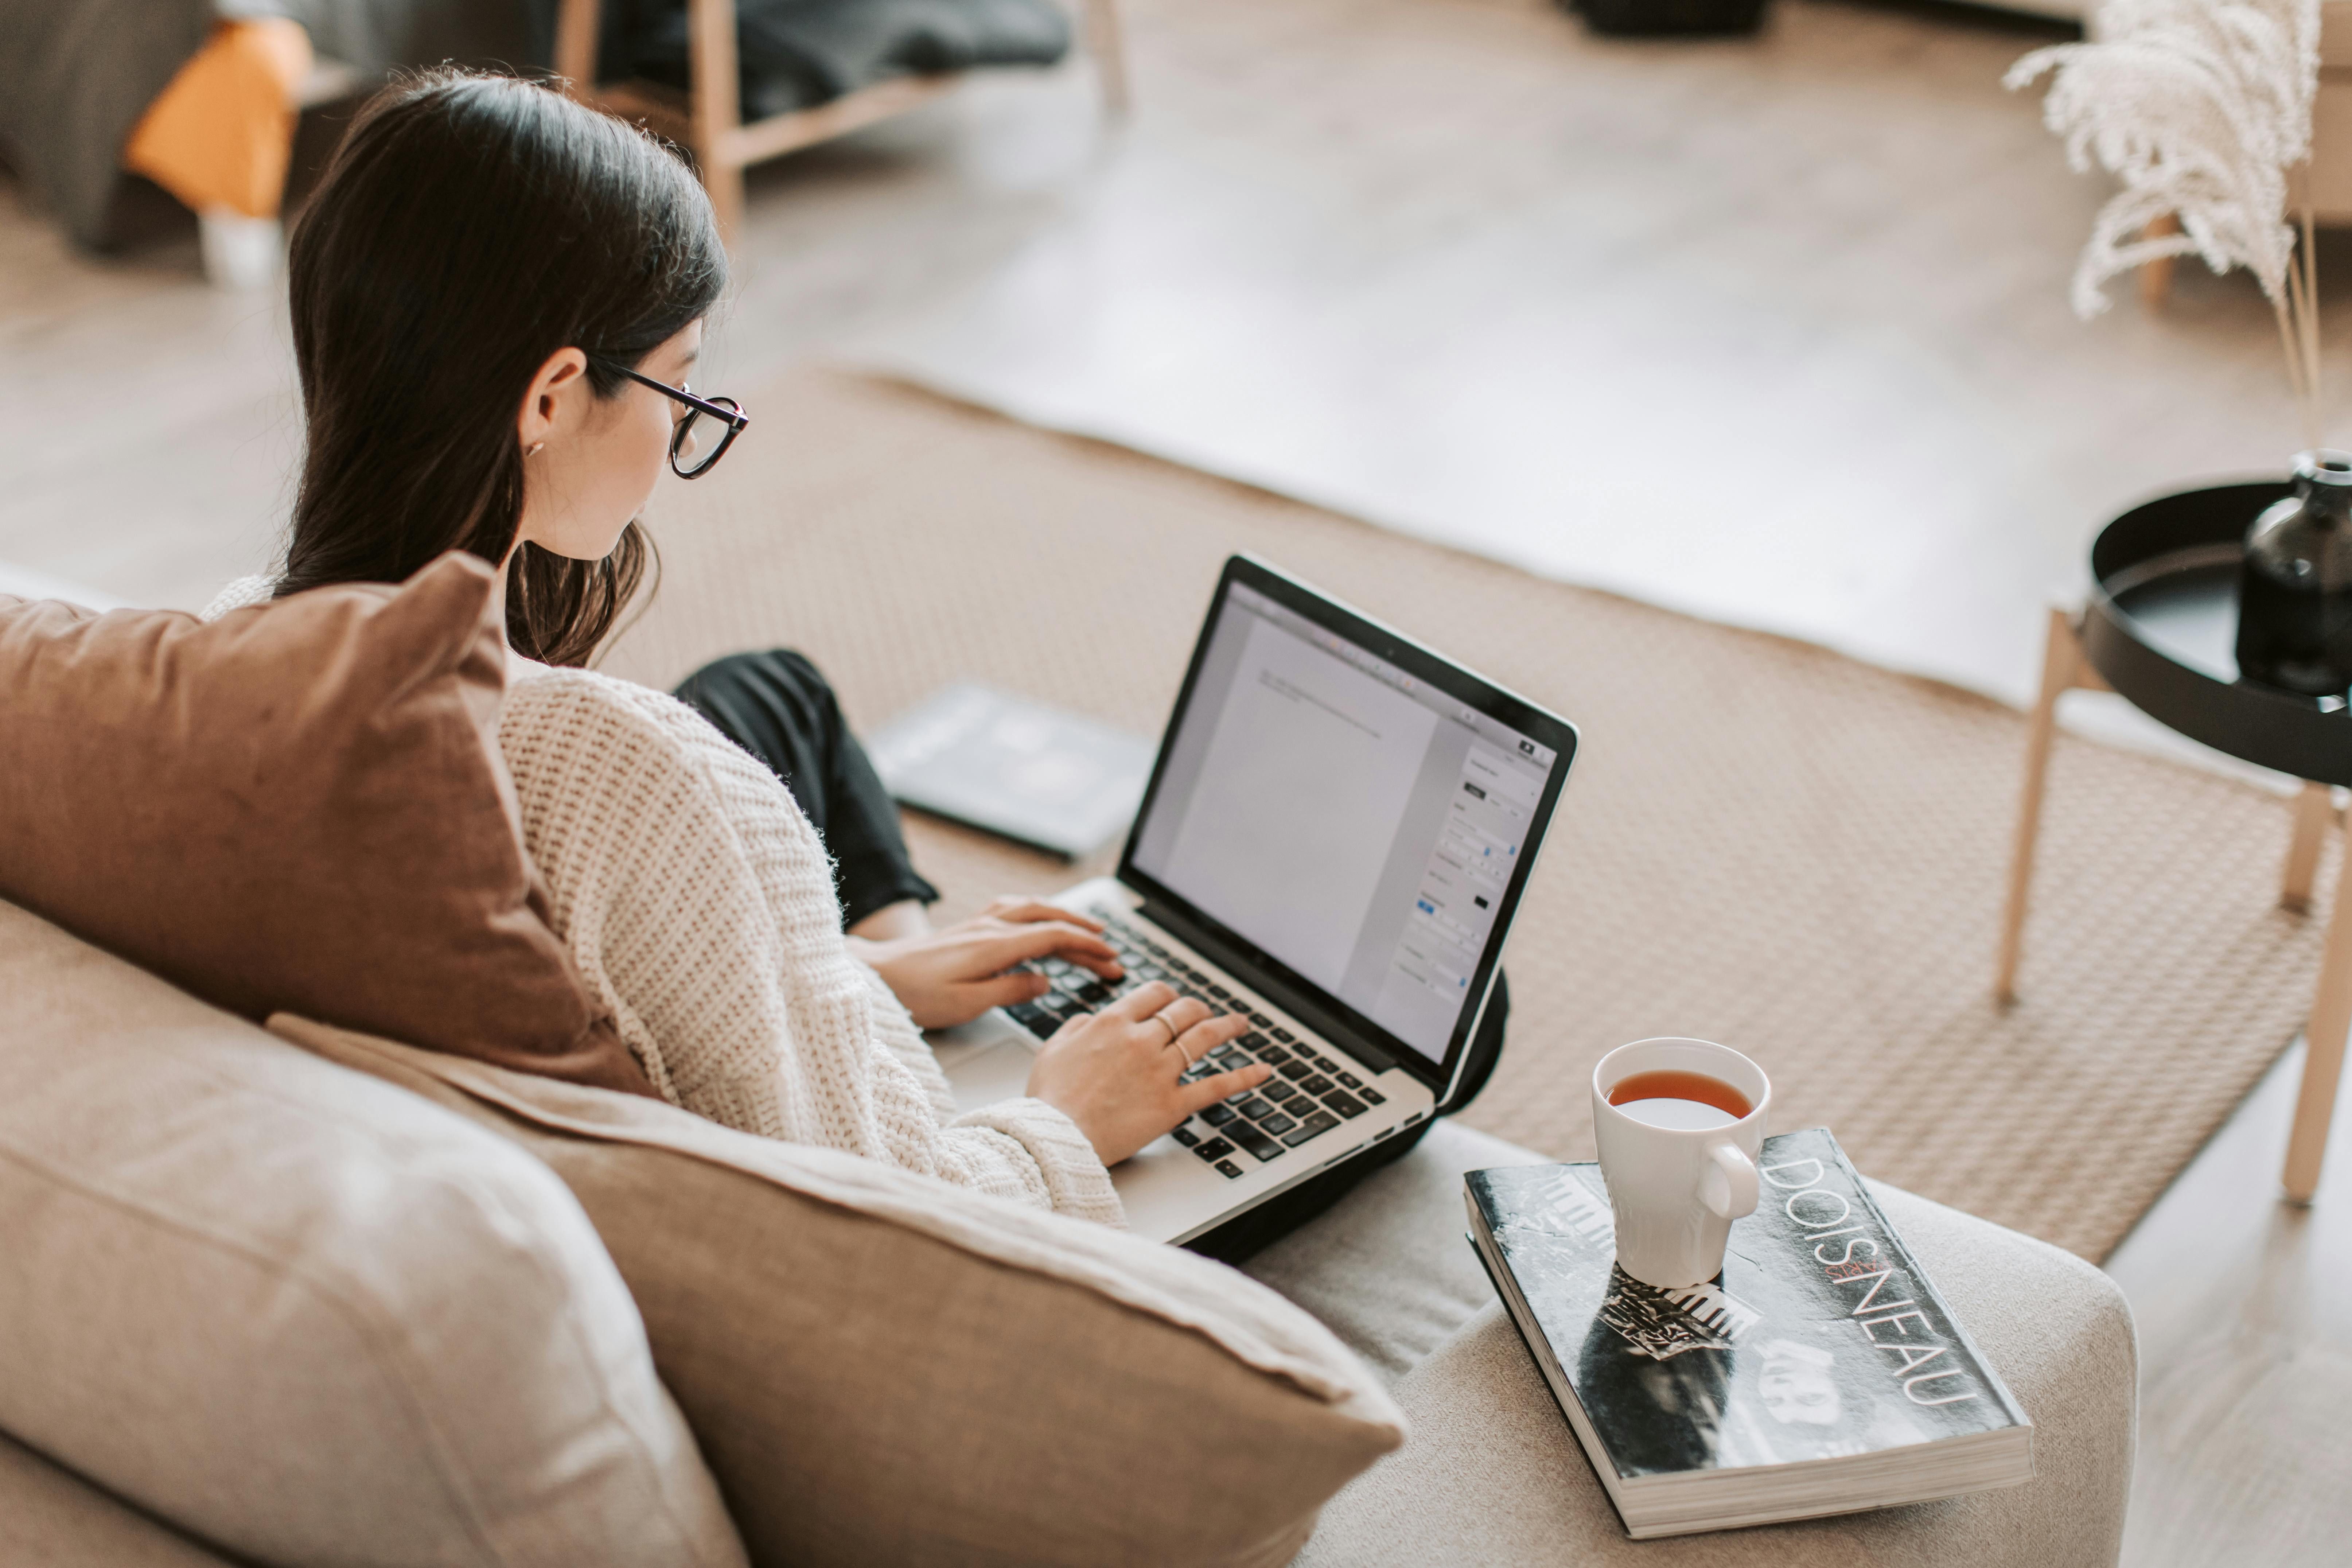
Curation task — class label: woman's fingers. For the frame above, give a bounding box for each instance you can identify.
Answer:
[983,896,1105,933]
[1104,980,1179,1022]
[1172,1008,1247,1062]
[985,921,1122,978]
[962,969,1054,1013]
[1176,1061,1272,1115]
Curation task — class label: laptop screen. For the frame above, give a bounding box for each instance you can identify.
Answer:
[1128,574,1564,1067]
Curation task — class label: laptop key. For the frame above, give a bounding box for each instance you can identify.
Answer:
[1277,1061,1312,1082]
[1253,1045,1289,1065]
[1324,1092,1367,1120]
[1359,1086,1386,1105]
[1228,1125,1282,1162]
[1171,1125,1200,1147]
[1214,1159,1245,1179]
[1201,1103,1239,1127]
[1208,985,1232,1000]
[1257,1111,1297,1137]
[1272,1028,1296,1042]
[1250,1012,1274,1028]
[1313,1055,1343,1074]
[1299,1075,1334,1097]
[1337,1072,1363,1090]
[1193,1138,1234,1162]
[1262,1080,1300,1103]
[1230,1096,1271,1120]
[1280,1112,1339,1147]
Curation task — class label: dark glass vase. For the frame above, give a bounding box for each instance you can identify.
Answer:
[2235,450,2352,696]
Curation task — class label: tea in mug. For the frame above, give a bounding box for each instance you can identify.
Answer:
[1606,1069,1753,1130]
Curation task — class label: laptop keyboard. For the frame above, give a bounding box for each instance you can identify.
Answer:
[1000,913,1388,1179]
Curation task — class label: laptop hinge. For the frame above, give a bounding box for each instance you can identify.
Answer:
[1435,966,1501,1114]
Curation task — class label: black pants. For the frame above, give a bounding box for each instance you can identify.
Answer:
[679,647,1509,1261]
[674,650,939,930]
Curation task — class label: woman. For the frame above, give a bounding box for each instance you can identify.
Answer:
[214,69,1270,1226]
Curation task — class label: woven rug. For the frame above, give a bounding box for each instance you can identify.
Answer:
[602,368,2332,1262]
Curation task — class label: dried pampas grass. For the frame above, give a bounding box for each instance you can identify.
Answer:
[2009,0,2322,439]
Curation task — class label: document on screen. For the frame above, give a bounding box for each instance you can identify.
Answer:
[1152,612,1438,992]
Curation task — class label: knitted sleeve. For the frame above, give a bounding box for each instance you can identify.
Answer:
[497,666,1124,1227]
[200,574,276,620]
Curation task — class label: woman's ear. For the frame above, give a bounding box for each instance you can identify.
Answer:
[515,347,590,456]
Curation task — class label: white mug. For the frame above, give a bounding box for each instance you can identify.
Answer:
[1590,1038,1772,1289]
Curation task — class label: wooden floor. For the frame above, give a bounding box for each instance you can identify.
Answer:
[1,1,2346,1560]
[2107,1042,2352,1567]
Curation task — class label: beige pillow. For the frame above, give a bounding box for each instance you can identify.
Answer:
[0,900,748,1568]
[273,1015,1409,1568]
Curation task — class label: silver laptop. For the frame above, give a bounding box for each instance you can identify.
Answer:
[934,555,1579,1244]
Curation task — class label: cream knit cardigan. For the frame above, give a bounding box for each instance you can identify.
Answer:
[205,579,1123,1226]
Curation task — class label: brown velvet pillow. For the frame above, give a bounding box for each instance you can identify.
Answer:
[0,552,649,1097]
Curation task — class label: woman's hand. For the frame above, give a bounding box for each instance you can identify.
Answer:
[1026,983,1271,1166]
[846,896,1124,1030]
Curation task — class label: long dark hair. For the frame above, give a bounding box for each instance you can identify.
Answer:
[279,70,726,666]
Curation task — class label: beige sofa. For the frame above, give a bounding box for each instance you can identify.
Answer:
[0,892,2138,1566]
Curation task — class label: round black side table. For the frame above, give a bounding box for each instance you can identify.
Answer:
[1997,481,2352,1203]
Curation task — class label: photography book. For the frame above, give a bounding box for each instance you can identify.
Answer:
[865,683,1156,860]
[1465,1128,2031,1539]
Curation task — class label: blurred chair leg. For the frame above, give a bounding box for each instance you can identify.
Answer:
[700,158,747,240]
[1086,0,1131,118]
[689,0,746,243]
[555,0,601,90]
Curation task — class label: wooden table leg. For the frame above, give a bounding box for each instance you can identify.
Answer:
[2283,781,2335,913]
[1998,609,2092,1004]
[2285,806,2352,1201]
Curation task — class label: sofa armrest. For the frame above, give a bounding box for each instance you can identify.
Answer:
[1296,1181,2136,1567]
[0,1431,238,1568]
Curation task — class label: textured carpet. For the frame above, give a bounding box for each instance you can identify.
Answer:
[601,367,2332,1262]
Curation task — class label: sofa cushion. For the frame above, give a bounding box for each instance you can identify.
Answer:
[0,1429,238,1568]
[0,550,647,1096]
[0,900,748,1568]
[274,1015,1410,1568]
[1242,1119,1550,1382]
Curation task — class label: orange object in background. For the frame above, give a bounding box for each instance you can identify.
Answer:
[122,19,313,220]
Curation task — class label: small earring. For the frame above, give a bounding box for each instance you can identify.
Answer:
[526,442,545,457]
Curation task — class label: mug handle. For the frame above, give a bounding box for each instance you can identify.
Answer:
[1699,1142,1760,1220]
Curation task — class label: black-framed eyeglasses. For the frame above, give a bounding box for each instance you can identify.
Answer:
[596,360,749,479]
